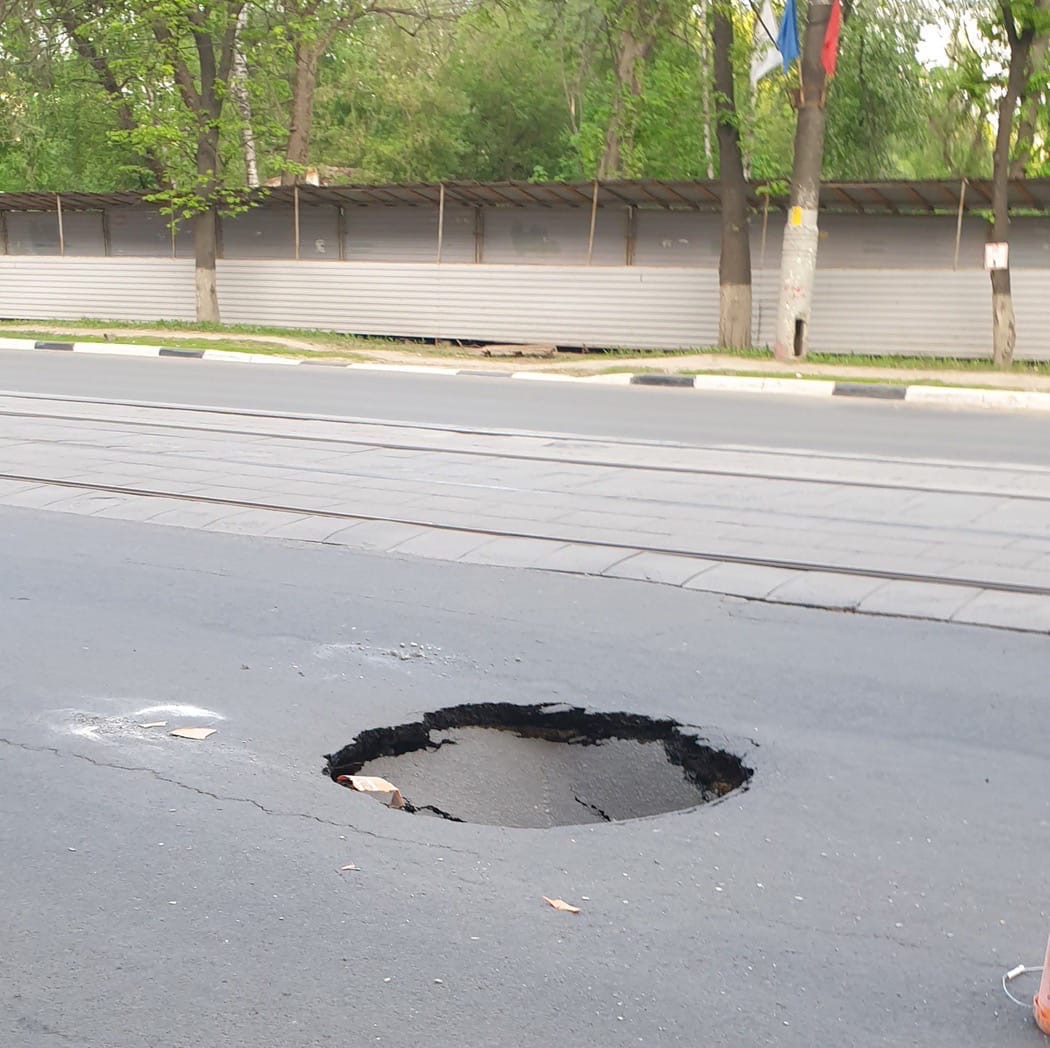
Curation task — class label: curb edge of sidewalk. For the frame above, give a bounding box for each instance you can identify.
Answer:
[3,336,1049,414]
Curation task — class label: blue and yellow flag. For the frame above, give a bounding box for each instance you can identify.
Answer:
[777,0,801,71]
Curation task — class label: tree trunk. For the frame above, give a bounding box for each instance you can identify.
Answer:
[990,11,1036,368]
[195,127,222,323]
[599,98,623,178]
[1009,3,1049,178]
[193,209,221,323]
[773,0,834,361]
[712,4,751,349]
[151,3,243,323]
[599,30,652,178]
[281,42,322,185]
[232,6,259,187]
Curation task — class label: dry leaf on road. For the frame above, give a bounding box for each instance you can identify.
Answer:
[339,864,359,872]
[542,897,581,914]
[336,774,405,810]
[169,727,217,741]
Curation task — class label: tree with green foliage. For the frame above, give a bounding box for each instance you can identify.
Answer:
[984,0,1050,366]
[261,0,436,185]
[899,33,996,179]
[147,0,248,320]
[0,0,1045,364]
[4,0,255,320]
[305,17,472,180]
[0,0,984,192]
[769,0,973,359]
[711,0,751,349]
[594,0,694,177]
[821,3,927,178]
[0,1,164,189]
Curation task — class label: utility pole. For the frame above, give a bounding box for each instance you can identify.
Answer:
[774,0,834,361]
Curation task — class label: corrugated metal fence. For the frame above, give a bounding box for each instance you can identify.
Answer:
[0,206,1047,358]
[1,256,1047,359]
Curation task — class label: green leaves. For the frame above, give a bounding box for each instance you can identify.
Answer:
[0,0,1043,191]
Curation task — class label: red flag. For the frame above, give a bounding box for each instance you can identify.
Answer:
[822,0,843,77]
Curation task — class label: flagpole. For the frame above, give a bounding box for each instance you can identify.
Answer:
[751,0,782,87]
[748,0,777,44]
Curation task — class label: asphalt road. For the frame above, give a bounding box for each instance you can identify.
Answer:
[2,350,1048,1047]
[2,505,1047,1048]
[5,386,1050,630]
[3,348,1050,464]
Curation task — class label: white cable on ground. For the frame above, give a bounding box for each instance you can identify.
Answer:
[1002,965,1045,1008]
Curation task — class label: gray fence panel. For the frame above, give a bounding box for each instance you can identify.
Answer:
[634,212,720,267]
[107,207,193,257]
[60,212,106,256]
[221,205,342,260]
[808,271,993,355]
[0,256,1046,359]
[753,268,1050,359]
[760,214,1048,270]
[483,207,624,265]
[632,212,1007,271]
[222,207,294,259]
[0,258,196,320]
[296,205,340,260]
[215,261,718,347]
[344,206,474,263]
[814,215,987,270]
[7,211,62,255]
[1011,271,1050,360]
[7,210,105,256]
[1009,218,1050,268]
[4,203,1046,275]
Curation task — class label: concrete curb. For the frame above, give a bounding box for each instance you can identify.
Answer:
[3,335,1049,413]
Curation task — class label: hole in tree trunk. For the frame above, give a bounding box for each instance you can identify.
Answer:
[793,319,806,358]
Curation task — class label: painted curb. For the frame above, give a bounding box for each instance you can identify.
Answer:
[3,336,1049,412]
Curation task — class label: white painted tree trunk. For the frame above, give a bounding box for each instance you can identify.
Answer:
[232,7,259,188]
[774,0,833,360]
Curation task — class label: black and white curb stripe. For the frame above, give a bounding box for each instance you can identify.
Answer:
[633,373,909,400]
[2,336,1048,412]
[0,337,300,366]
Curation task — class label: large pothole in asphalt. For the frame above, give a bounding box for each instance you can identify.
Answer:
[324,703,753,828]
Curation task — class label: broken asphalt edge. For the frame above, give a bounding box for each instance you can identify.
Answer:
[2,336,1048,414]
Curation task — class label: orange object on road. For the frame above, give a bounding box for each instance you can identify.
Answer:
[1035,935,1050,1035]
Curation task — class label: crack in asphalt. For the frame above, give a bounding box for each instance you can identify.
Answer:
[573,792,612,822]
[0,742,1008,962]
[0,736,481,856]
[411,803,466,823]
[14,1012,89,1046]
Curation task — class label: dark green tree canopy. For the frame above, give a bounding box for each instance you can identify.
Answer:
[0,0,1045,191]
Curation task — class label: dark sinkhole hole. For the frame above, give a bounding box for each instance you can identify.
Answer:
[324,703,754,829]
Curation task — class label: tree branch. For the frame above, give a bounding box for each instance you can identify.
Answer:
[153,20,204,112]
[999,0,1019,47]
[53,2,168,184]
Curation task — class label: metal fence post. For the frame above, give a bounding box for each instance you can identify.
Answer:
[56,194,65,256]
